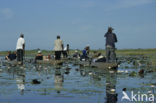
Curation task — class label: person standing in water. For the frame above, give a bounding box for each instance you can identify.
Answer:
[16,34,25,64]
[54,35,63,60]
[104,27,117,63]
[63,44,70,58]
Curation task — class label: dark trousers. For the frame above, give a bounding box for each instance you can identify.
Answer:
[17,49,24,63]
[106,47,116,63]
[55,51,62,60]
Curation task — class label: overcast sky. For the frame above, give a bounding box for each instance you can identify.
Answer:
[0,0,156,51]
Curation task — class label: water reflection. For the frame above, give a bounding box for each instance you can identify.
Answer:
[54,67,64,94]
[16,67,26,95]
[16,75,25,95]
[105,70,118,103]
[0,58,154,103]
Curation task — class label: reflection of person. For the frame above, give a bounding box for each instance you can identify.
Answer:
[105,71,118,103]
[104,27,117,63]
[54,35,63,60]
[5,51,17,61]
[16,34,25,64]
[16,75,25,95]
[54,68,64,93]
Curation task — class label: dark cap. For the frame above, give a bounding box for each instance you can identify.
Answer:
[20,33,24,38]
[57,35,60,39]
[108,27,114,30]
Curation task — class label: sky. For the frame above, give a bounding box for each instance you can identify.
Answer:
[0,0,156,51]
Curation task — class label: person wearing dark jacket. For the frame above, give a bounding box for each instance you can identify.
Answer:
[104,27,117,62]
[5,51,17,61]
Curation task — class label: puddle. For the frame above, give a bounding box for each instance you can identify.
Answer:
[0,56,155,103]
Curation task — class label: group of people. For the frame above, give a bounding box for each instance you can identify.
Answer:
[34,35,70,62]
[73,27,117,63]
[7,26,117,64]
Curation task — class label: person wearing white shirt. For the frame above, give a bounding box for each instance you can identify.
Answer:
[16,34,25,64]
[62,44,69,58]
[54,35,63,60]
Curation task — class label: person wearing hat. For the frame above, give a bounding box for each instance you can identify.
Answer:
[80,46,89,61]
[16,34,25,64]
[62,44,69,58]
[104,27,117,63]
[54,35,63,60]
[85,44,90,55]
[73,49,80,58]
[35,50,43,61]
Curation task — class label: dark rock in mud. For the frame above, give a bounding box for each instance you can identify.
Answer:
[65,67,71,70]
[75,68,79,71]
[32,79,41,84]
[79,64,85,67]
[64,71,70,75]
[73,63,79,66]
[47,77,50,79]
[138,69,144,75]
[91,65,97,68]
[146,70,154,73]
[57,62,63,65]
[123,88,127,91]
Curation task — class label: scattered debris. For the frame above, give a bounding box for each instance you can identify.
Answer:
[88,72,93,75]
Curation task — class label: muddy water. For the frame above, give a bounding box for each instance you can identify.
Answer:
[0,56,155,103]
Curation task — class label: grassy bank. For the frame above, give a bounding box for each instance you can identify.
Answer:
[0,49,156,66]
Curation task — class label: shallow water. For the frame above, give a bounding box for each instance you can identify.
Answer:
[0,56,155,103]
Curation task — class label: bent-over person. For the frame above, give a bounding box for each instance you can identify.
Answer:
[5,51,17,61]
